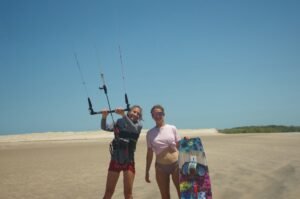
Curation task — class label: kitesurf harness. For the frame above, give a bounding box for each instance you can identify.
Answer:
[109,128,140,164]
[75,47,137,164]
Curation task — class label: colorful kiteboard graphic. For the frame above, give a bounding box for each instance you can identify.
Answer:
[179,137,212,199]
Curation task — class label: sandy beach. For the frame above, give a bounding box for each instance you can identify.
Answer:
[0,129,299,199]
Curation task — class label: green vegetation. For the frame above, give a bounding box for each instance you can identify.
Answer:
[220,125,300,134]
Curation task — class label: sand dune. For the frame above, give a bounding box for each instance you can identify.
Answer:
[0,130,299,199]
[0,129,219,143]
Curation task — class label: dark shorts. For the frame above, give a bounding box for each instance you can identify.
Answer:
[155,161,179,175]
[108,160,135,174]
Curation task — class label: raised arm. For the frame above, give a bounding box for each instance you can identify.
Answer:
[100,109,114,132]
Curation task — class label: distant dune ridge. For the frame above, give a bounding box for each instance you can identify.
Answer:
[0,128,219,143]
[220,125,300,134]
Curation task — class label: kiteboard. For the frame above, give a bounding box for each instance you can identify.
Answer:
[179,137,212,199]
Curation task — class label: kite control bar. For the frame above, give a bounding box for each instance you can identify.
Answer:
[88,97,130,115]
[87,74,130,116]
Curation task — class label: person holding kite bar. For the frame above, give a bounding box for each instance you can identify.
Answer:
[101,105,143,199]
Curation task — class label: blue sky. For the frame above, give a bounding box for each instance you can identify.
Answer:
[1,0,299,135]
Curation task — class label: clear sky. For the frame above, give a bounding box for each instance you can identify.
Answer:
[1,0,299,135]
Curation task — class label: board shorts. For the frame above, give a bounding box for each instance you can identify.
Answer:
[108,160,135,174]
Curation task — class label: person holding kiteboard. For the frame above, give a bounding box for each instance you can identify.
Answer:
[145,104,181,199]
[101,105,143,199]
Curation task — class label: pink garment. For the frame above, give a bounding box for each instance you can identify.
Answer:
[146,124,181,155]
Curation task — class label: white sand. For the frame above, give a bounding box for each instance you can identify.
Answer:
[0,129,299,199]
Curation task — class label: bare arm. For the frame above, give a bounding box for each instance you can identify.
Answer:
[100,109,114,132]
[145,147,154,183]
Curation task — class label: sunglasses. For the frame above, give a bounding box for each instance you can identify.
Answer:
[152,112,164,116]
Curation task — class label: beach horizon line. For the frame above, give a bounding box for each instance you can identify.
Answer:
[0,128,220,143]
